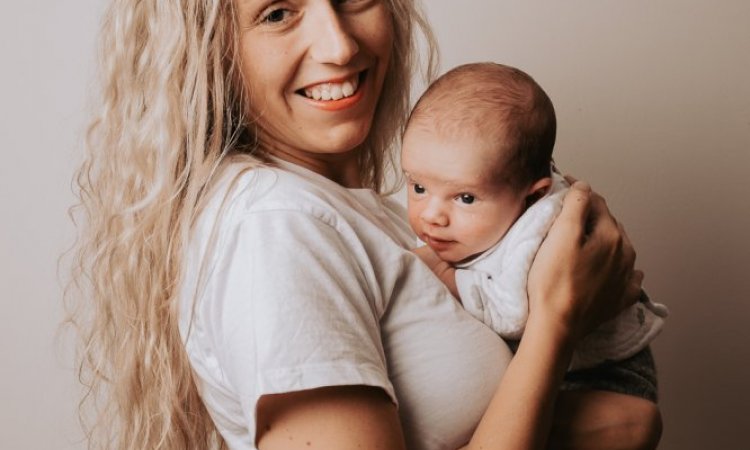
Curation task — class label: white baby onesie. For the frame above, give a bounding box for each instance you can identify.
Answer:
[455,173,669,369]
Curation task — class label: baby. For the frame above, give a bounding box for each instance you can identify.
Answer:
[402,62,668,370]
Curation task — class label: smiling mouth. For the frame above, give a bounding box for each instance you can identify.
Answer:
[298,71,365,102]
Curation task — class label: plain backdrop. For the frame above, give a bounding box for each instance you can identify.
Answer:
[1,1,748,449]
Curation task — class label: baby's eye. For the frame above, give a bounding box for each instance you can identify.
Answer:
[413,183,426,194]
[458,194,475,204]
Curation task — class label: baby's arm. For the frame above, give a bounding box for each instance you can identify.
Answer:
[412,245,528,338]
[411,245,459,299]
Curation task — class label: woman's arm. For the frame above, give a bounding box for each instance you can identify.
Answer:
[257,386,407,450]
[460,181,644,450]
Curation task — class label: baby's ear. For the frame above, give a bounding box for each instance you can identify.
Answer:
[525,177,553,207]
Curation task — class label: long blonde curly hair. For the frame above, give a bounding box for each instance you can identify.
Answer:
[66,0,437,448]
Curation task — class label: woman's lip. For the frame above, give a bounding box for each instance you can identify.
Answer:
[298,71,367,112]
[298,70,363,91]
[302,84,365,111]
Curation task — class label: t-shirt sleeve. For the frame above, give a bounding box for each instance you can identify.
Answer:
[203,209,395,437]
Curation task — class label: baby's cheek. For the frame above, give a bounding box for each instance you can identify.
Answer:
[471,218,509,248]
[406,206,421,234]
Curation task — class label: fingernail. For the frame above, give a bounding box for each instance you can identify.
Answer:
[572,181,592,192]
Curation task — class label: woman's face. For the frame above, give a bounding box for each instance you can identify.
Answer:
[235,0,393,167]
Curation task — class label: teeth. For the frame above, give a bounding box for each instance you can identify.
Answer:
[330,84,343,100]
[342,81,354,97]
[302,75,359,101]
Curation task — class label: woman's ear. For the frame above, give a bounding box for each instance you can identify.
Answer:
[525,177,553,207]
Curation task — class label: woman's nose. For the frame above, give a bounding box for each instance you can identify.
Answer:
[308,5,359,65]
[421,200,449,227]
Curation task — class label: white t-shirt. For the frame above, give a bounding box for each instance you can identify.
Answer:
[178,159,512,450]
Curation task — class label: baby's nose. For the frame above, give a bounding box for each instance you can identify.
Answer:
[421,201,449,226]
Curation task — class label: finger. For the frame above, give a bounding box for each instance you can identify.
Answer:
[585,190,622,244]
[587,190,610,222]
[618,221,637,271]
[563,174,579,185]
[548,182,591,245]
[558,181,591,229]
[633,269,645,288]
[569,179,591,194]
[625,270,645,307]
[602,269,643,325]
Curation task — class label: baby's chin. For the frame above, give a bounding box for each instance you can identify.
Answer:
[437,248,483,266]
[454,252,484,265]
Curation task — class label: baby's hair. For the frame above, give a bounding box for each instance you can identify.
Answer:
[407,62,556,188]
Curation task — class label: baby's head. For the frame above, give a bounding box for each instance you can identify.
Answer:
[402,63,556,263]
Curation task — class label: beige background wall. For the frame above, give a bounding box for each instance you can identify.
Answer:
[422,1,750,449]
[1,1,747,449]
[1,1,103,449]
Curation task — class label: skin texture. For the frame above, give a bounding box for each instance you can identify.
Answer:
[548,390,663,450]
[233,1,660,449]
[257,386,408,449]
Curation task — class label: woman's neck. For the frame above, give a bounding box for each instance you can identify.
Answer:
[266,148,363,188]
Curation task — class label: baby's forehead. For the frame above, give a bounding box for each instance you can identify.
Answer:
[409,120,513,174]
[405,144,516,196]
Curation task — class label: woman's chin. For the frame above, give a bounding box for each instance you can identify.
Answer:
[312,124,372,155]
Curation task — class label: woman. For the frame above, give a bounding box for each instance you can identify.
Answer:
[69,0,661,449]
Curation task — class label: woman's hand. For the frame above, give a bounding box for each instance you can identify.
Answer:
[528,180,642,344]
[460,180,645,450]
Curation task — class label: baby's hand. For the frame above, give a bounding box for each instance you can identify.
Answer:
[412,245,442,268]
[411,246,460,300]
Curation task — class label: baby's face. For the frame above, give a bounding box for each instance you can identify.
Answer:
[402,125,528,264]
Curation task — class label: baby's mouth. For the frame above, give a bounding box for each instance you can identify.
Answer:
[424,234,455,246]
[298,72,364,101]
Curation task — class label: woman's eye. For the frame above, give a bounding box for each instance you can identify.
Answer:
[413,184,426,194]
[261,8,291,24]
[458,194,475,204]
[334,0,365,6]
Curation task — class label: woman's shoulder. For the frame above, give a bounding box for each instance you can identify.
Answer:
[200,159,345,229]
[198,158,414,246]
